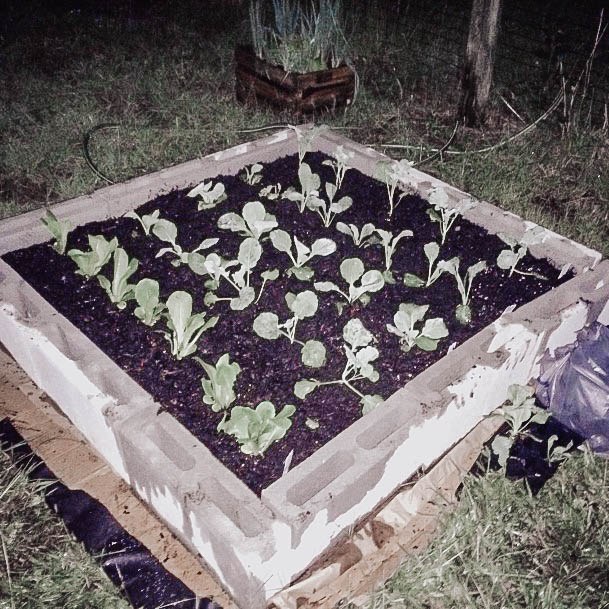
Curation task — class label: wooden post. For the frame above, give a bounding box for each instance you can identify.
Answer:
[458,0,502,126]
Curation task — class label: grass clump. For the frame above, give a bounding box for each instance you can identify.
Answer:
[0,447,130,609]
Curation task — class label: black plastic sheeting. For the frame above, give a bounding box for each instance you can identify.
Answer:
[0,418,221,609]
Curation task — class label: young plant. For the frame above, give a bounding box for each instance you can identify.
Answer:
[314,258,384,307]
[375,159,412,218]
[218,200,277,241]
[97,247,139,309]
[186,180,227,210]
[491,384,550,469]
[336,222,377,248]
[152,219,218,273]
[386,303,448,352]
[202,238,271,310]
[306,182,353,227]
[41,209,71,254]
[217,401,296,456]
[283,162,322,213]
[124,209,161,235]
[133,278,165,326]
[270,229,336,280]
[259,183,283,200]
[497,226,546,277]
[239,163,263,185]
[290,124,326,168]
[322,145,354,190]
[441,258,487,324]
[162,290,218,360]
[426,187,474,244]
[253,290,326,368]
[403,242,450,288]
[295,318,383,415]
[374,228,414,282]
[196,353,241,413]
[68,234,118,279]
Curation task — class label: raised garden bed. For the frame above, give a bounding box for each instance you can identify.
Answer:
[1,126,608,609]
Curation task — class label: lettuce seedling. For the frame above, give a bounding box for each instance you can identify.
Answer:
[386,303,448,352]
[295,318,383,415]
[306,182,353,228]
[283,162,323,213]
[497,226,546,277]
[217,401,296,456]
[239,163,263,185]
[491,384,550,469]
[41,209,72,255]
[163,290,218,360]
[335,222,377,248]
[218,200,277,241]
[441,258,487,324]
[196,353,241,412]
[259,183,283,200]
[202,238,267,310]
[152,218,218,274]
[187,180,227,210]
[403,242,450,288]
[125,209,161,235]
[322,145,354,190]
[68,234,118,279]
[97,247,139,309]
[314,257,385,307]
[374,228,414,282]
[253,290,326,368]
[133,278,165,326]
[375,159,412,217]
[426,187,475,244]
[270,229,336,280]
[290,124,326,168]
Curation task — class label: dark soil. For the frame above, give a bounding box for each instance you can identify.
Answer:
[2,152,572,495]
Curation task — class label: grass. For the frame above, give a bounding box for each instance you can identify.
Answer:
[1,0,609,607]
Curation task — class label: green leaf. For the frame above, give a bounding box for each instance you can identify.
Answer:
[41,209,71,254]
[270,229,292,253]
[421,316,449,340]
[314,281,339,293]
[253,312,280,339]
[301,340,326,368]
[152,219,178,244]
[340,258,365,285]
[198,353,240,412]
[218,212,247,234]
[330,196,353,213]
[361,394,383,415]
[289,290,318,319]
[455,303,472,324]
[311,238,336,257]
[289,266,315,281]
[343,318,373,348]
[230,287,256,310]
[237,237,262,270]
[187,252,207,275]
[294,379,319,400]
[403,273,426,288]
[497,249,520,270]
[423,241,440,266]
[414,335,439,351]
[491,434,512,469]
[134,278,164,326]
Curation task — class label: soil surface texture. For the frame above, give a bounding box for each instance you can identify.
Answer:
[3,152,571,495]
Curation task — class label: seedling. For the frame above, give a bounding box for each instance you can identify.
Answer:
[253,290,326,368]
[386,303,448,352]
[491,384,550,469]
[283,162,322,213]
[259,183,283,200]
[441,258,487,324]
[322,145,353,190]
[295,318,383,415]
[336,222,377,248]
[153,219,218,273]
[497,226,546,278]
[41,209,72,254]
[125,209,161,235]
[403,242,450,288]
[306,181,353,227]
[426,187,475,244]
[375,159,412,217]
[133,278,165,326]
[97,247,139,309]
[196,353,241,412]
[68,234,118,279]
[187,180,227,210]
[162,290,218,360]
[218,200,277,241]
[374,228,413,282]
[218,401,296,456]
[270,229,336,280]
[314,257,385,307]
[239,163,263,185]
[290,124,326,168]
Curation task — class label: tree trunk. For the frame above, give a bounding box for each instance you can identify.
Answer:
[458,0,502,126]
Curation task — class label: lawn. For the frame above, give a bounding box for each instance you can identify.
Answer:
[1,1,609,607]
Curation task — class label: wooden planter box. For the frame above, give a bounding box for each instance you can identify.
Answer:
[234,45,356,114]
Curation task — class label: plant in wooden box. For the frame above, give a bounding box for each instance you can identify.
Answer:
[235,0,356,114]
